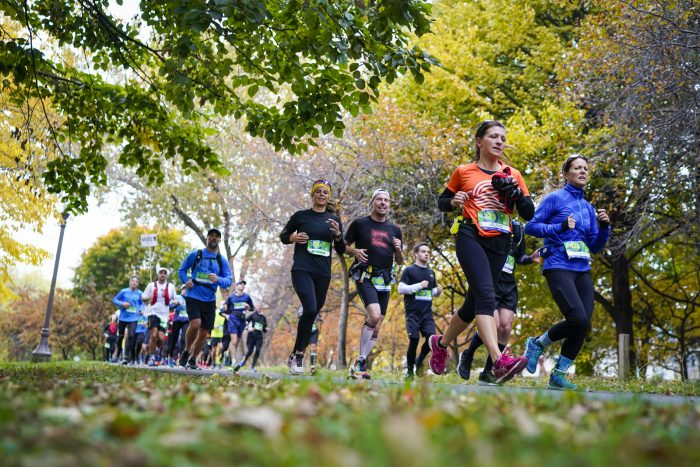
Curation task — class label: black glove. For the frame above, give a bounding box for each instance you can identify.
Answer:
[491,172,516,194]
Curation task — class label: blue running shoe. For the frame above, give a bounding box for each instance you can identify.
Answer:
[548,369,577,390]
[524,337,544,374]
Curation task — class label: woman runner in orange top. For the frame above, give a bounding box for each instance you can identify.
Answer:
[429,120,535,384]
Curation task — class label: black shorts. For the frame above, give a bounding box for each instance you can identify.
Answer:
[210,337,222,347]
[495,279,518,312]
[185,297,216,331]
[355,280,391,316]
[147,315,167,332]
[405,311,436,339]
[309,329,320,345]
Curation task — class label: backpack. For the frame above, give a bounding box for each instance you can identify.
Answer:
[192,249,223,273]
[151,281,170,306]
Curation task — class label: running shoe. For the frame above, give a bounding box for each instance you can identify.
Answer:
[492,349,527,384]
[548,369,578,391]
[168,358,175,368]
[428,334,448,375]
[477,371,499,386]
[250,367,258,373]
[457,349,474,380]
[310,366,316,376]
[148,355,156,367]
[290,354,304,375]
[349,358,370,380]
[524,337,544,374]
[121,359,128,365]
[179,350,190,368]
[186,359,200,370]
[233,362,244,373]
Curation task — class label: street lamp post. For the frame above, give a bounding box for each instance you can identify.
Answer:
[32,210,70,362]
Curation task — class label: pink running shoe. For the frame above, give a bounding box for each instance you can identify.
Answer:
[493,349,527,384]
[428,335,448,375]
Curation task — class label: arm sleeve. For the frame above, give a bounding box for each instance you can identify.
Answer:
[217,258,233,289]
[438,187,457,212]
[587,205,610,253]
[398,282,423,295]
[523,195,563,238]
[516,196,535,221]
[178,251,195,284]
[247,296,255,311]
[112,291,124,308]
[333,217,346,255]
[279,212,298,244]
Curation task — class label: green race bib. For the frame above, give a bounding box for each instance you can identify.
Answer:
[477,210,510,233]
[312,323,318,332]
[233,302,245,310]
[502,255,515,274]
[415,289,432,302]
[371,276,391,292]
[128,305,137,313]
[195,271,212,284]
[253,322,264,331]
[564,241,591,260]
[307,240,332,257]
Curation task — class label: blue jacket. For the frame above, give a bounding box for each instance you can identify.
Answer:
[524,184,610,272]
[112,288,144,322]
[178,249,233,302]
[170,294,189,323]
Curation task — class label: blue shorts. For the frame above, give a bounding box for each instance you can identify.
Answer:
[227,316,246,338]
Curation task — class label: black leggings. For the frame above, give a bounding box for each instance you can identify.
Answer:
[455,229,507,321]
[407,338,431,371]
[244,332,264,367]
[291,270,331,353]
[168,321,188,358]
[116,321,137,362]
[544,270,594,360]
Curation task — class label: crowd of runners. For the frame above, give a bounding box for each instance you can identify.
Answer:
[103,119,610,390]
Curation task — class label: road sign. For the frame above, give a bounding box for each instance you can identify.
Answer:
[140,234,158,247]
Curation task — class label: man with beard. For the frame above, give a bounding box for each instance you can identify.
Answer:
[177,228,233,369]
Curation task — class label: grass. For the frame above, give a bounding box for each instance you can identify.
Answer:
[1,362,699,466]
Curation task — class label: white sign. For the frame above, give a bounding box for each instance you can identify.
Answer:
[140,234,158,247]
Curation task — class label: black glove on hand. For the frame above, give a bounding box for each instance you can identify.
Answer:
[491,172,516,194]
[503,186,522,214]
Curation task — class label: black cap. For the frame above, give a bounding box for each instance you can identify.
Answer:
[236,280,247,286]
[207,228,222,237]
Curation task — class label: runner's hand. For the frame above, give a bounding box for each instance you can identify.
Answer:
[208,273,219,283]
[327,219,341,237]
[566,214,576,229]
[290,231,309,244]
[531,249,542,264]
[420,280,429,289]
[435,286,443,295]
[393,238,402,251]
[354,248,368,263]
[122,301,131,308]
[597,209,610,226]
[185,280,194,290]
[451,191,468,209]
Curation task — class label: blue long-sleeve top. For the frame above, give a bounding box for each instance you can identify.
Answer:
[169,294,189,322]
[112,288,144,322]
[524,183,610,272]
[178,249,233,302]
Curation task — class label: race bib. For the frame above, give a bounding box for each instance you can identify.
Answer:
[307,240,331,257]
[415,289,432,302]
[371,276,391,292]
[195,271,212,284]
[312,323,318,332]
[253,322,264,331]
[104,342,110,348]
[128,305,137,313]
[233,302,246,310]
[502,255,515,274]
[477,210,510,233]
[564,241,591,260]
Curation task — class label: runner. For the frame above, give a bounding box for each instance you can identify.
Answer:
[177,228,233,370]
[112,275,143,365]
[167,285,189,367]
[457,219,539,384]
[222,280,255,370]
[237,307,268,372]
[134,308,148,364]
[398,242,442,379]
[431,120,533,384]
[103,317,118,362]
[210,311,226,368]
[141,267,176,366]
[345,188,404,380]
[523,155,610,390]
[279,179,345,375]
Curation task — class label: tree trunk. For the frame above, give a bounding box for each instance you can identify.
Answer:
[337,256,350,368]
[611,255,636,375]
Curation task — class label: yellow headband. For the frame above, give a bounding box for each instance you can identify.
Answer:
[310,180,332,197]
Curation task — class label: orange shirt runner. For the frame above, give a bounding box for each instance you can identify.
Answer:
[446,161,530,237]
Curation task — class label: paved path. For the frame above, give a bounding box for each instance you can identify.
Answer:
[125,364,700,407]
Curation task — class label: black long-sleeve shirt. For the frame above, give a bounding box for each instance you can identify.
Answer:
[280,209,345,277]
